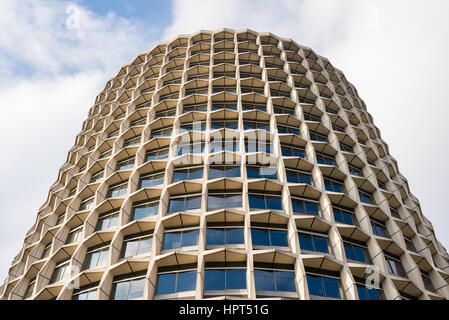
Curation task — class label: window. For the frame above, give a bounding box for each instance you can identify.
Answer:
[348,164,363,177]
[356,282,385,300]
[384,253,407,278]
[150,126,173,139]
[132,198,160,220]
[248,192,282,211]
[72,285,98,300]
[208,190,242,210]
[291,197,320,216]
[99,148,112,159]
[316,152,336,166]
[79,196,94,211]
[183,102,207,113]
[121,232,153,258]
[50,260,70,284]
[299,231,331,254]
[206,223,244,245]
[130,117,146,127]
[245,139,271,154]
[209,164,240,179]
[270,89,290,98]
[303,112,321,122]
[371,218,390,238]
[377,179,387,190]
[359,189,375,205]
[324,177,346,193]
[332,123,346,132]
[213,71,235,78]
[254,267,296,292]
[333,206,357,226]
[251,224,288,247]
[239,72,261,79]
[177,141,205,155]
[139,171,165,188]
[210,138,239,152]
[343,240,371,264]
[107,181,128,198]
[241,86,264,95]
[68,187,77,197]
[307,273,343,299]
[247,165,277,179]
[155,108,176,118]
[185,86,208,96]
[390,206,401,219]
[211,101,237,111]
[83,244,109,270]
[24,278,36,299]
[173,166,203,182]
[111,274,145,300]
[123,135,141,147]
[277,124,299,135]
[404,236,416,252]
[339,142,353,153]
[242,102,266,111]
[243,120,270,131]
[180,121,206,133]
[211,119,238,130]
[309,131,328,142]
[421,272,435,292]
[89,170,104,183]
[163,228,199,250]
[285,168,312,185]
[41,243,52,259]
[145,147,169,161]
[273,105,295,115]
[116,157,135,171]
[156,268,197,295]
[56,213,65,225]
[281,144,305,158]
[66,225,83,244]
[168,194,202,213]
[212,85,236,93]
[204,268,247,290]
[96,210,119,231]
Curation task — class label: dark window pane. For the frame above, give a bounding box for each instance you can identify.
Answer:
[251,229,270,246]
[276,271,296,292]
[205,269,225,290]
[299,234,314,251]
[249,194,266,209]
[226,228,244,244]
[323,276,341,299]
[181,230,199,247]
[270,230,288,247]
[307,275,324,297]
[254,269,275,291]
[266,196,282,210]
[313,236,329,253]
[177,271,197,292]
[163,233,181,250]
[156,273,176,295]
[227,269,247,289]
[206,228,225,245]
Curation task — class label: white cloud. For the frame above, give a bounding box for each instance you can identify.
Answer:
[163,0,449,248]
[0,0,163,281]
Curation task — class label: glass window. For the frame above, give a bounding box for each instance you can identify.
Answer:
[79,196,94,211]
[254,269,296,292]
[50,260,70,284]
[177,141,205,155]
[421,272,435,292]
[348,164,363,177]
[291,197,319,216]
[286,169,312,184]
[111,276,145,300]
[316,152,336,166]
[173,166,203,182]
[66,225,83,244]
[116,157,135,171]
[209,165,241,179]
[83,245,109,270]
[95,210,119,231]
[359,189,375,205]
[208,192,242,210]
[324,177,345,193]
[89,170,104,183]
[248,193,282,211]
[281,144,305,158]
[123,135,141,147]
[299,232,330,254]
[370,219,390,238]
[333,206,356,226]
[180,121,206,133]
[247,165,277,179]
[163,229,199,250]
[210,138,239,152]
[277,124,299,135]
[72,287,98,300]
[244,120,270,131]
[156,270,197,295]
[131,198,160,220]
[121,233,153,258]
[206,227,244,245]
[107,182,128,198]
[168,194,202,213]
[356,283,385,300]
[139,171,165,188]
[307,274,342,299]
[343,241,371,264]
[150,126,173,139]
[211,102,237,111]
[204,269,247,290]
[251,227,288,247]
[384,253,407,278]
[24,278,36,299]
[245,139,271,154]
[145,147,169,161]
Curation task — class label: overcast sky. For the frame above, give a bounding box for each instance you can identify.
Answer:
[0,0,448,282]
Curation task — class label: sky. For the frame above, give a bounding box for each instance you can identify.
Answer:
[0,0,448,282]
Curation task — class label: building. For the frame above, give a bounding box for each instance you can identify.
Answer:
[1,28,448,300]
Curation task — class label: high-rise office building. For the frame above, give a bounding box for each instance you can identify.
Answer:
[1,28,448,300]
